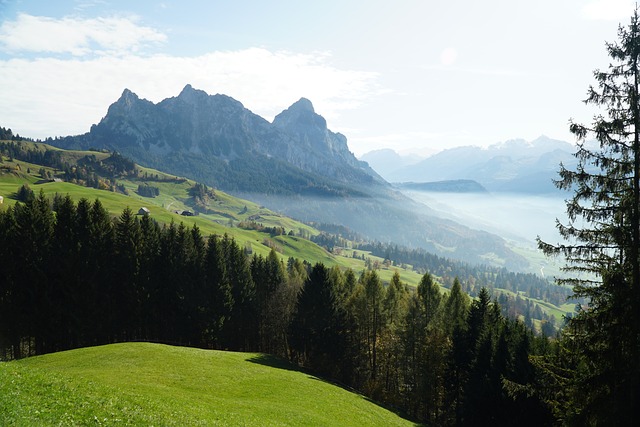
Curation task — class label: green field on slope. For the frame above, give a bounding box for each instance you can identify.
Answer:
[0,343,418,426]
[0,150,422,286]
[0,146,573,320]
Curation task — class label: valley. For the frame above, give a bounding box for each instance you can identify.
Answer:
[48,86,536,271]
[402,189,568,277]
[0,139,571,327]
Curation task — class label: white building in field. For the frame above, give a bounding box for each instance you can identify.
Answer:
[0,195,3,204]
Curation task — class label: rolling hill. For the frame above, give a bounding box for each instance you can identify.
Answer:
[0,342,417,426]
[0,140,424,286]
[0,139,574,326]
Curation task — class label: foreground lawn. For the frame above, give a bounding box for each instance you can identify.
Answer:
[0,342,418,426]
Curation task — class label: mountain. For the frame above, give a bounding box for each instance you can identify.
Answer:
[48,86,530,269]
[359,149,423,179]
[367,136,577,194]
[272,98,376,182]
[56,85,383,196]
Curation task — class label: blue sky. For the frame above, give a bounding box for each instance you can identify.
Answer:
[0,0,635,156]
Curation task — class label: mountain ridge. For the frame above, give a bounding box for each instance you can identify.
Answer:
[78,84,385,193]
[361,136,577,194]
[47,86,530,269]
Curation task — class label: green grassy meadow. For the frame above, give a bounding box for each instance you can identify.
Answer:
[0,343,418,426]
[0,150,426,287]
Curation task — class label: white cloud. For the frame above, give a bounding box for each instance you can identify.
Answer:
[0,13,166,56]
[0,48,380,139]
[581,0,635,21]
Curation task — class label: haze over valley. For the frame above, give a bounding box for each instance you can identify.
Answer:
[360,135,576,251]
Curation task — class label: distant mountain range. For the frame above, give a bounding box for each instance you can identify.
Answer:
[361,136,578,194]
[48,85,530,270]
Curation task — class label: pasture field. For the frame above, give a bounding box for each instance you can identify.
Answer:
[0,343,418,426]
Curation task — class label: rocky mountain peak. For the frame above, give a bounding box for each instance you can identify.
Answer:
[273,98,325,130]
[117,88,140,106]
[176,84,209,104]
[290,97,315,113]
[105,88,149,119]
[63,86,382,192]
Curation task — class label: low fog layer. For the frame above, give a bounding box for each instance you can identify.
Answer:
[403,190,568,248]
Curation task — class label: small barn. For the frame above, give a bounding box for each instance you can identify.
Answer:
[138,207,150,215]
[181,210,195,216]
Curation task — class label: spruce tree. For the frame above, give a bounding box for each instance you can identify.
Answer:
[538,8,640,424]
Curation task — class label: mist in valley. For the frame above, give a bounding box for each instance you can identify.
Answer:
[403,190,569,250]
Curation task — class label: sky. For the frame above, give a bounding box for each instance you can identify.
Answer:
[0,0,635,157]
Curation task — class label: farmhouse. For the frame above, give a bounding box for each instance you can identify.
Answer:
[181,210,195,217]
[138,207,150,215]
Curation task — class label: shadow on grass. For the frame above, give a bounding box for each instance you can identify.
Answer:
[246,354,424,426]
[245,353,308,373]
[308,377,425,427]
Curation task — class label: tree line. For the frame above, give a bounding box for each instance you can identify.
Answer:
[0,141,133,193]
[309,236,569,330]
[0,193,557,425]
[0,126,32,142]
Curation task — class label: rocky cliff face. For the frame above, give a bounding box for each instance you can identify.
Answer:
[76,85,382,192]
[272,98,374,182]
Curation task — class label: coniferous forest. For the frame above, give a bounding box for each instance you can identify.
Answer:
[2,186,634,425]
[0,193,555,425]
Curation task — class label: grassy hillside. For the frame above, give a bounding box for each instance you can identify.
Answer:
[0,143,574,324]
[0,145,423,286]
[0,343,418,426]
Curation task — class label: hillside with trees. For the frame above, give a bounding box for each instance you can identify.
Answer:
[44,87,533,270]
[0,195,555,424]
[0,140,572,329]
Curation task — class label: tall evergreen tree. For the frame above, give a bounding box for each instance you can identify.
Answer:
[50,195,79,350]
[112,207,142,341]
[360,270,385,383]
[87,199,115,345]
[443,277,471,425]
[290,263,347,379]
[380,271,409,403]
[538,9,640,424]
[202,234,233,348]
[417,272,447,423]
[219,234,256,351]
[252,249,288,353]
